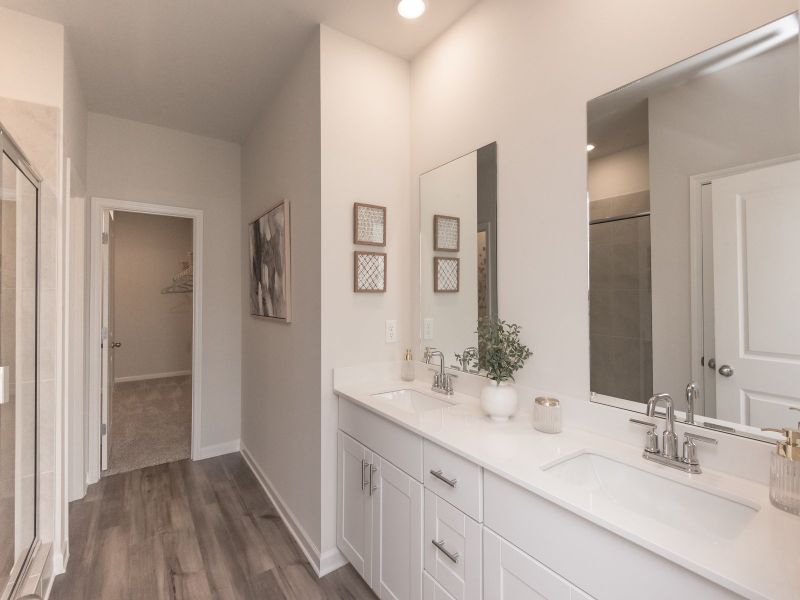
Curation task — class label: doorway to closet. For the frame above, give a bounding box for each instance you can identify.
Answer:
[88,199,203,481]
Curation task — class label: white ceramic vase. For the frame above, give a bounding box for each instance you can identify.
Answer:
[480,380,518,422]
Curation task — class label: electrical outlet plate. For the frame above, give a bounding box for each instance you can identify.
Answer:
[385,319,397,343]
[423,318,434,340]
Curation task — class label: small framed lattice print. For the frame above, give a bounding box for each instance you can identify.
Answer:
[434,214,460,252]
[434,257,459,293]
[354,203,386,246]
[354,251,387,293]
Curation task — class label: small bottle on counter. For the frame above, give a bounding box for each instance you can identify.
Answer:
[401,349,415,382]
[763,416,800,516]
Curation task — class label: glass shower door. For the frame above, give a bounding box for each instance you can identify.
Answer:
[0,136,39,599]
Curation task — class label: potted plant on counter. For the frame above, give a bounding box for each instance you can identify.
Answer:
[463,317,533,421]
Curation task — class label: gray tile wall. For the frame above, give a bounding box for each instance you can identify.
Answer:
[590,206,653,403]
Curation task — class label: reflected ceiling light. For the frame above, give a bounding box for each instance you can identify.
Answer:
[397,0,426,19]
[586,144,596,152]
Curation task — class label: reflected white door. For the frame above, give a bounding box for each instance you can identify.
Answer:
[712,159,800,428]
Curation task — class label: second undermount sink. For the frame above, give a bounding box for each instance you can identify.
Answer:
[543,452,759,540]
[371,389,454,414]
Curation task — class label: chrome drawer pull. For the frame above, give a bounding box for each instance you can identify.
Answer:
[431,539,459,564]
[361,459,369,491]
[429,469,457,488]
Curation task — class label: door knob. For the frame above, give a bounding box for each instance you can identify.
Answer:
[718,364,733,377]
[707,358,716,369]
[111,341,122,349]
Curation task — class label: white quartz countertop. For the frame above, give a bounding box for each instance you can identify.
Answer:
[334,378,800,600]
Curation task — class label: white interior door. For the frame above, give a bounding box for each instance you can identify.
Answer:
[712,159,800,428]
[100,210,116,471]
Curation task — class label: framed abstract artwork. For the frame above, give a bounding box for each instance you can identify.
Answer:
[249,200,291,321]
[434,256,460,293]
[354,202,386,246]
[434,214,460,252]
[354,251,387,293]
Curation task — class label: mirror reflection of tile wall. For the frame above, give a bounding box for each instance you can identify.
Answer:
[589,192,652,403]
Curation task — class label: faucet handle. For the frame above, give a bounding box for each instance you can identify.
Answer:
[682,432,717,466]
[630,419,659,454]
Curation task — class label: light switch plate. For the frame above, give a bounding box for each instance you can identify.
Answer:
[423,318,434,340]
[385,320,397,343]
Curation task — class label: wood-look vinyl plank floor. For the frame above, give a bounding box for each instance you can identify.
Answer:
[51,453,376,600]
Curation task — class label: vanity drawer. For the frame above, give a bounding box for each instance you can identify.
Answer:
[423,441,482,521]
[424,571,456,600]
[424,490,481,600]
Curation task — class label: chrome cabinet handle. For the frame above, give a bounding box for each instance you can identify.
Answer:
[718,364,734,377]
[429,469,457,488]
[361,459,369,491]
[369,464,377,496]
[431,539,459,564]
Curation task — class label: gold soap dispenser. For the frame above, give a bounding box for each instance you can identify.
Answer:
[763,410,800,516]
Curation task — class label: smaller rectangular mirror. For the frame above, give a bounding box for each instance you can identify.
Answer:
[419,142,497,371]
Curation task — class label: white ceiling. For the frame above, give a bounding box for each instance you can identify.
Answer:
[0,0,479,141]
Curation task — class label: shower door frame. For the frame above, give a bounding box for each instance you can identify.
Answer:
[0,123,41,600]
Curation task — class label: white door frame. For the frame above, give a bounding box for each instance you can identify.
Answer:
[87,197,203,484]
[688,153,800,420]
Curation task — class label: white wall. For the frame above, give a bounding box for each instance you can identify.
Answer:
[319,25,410,563]
[87,113,242,452]
[0,7,63,108]
[649,39,800,405]
[410,0,797,404]
[112,211,193,380]
[240,30,323,563]
[588,144,649,201]
[420,151,478,365]
[61,33,88,575]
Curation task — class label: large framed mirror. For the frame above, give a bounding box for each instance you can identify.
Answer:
[0,125,40,599]
[419,142,497,371]
[587,12,800,441]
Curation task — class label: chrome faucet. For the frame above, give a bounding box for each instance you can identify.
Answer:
[425,347,454,395]
[685,382,699,425]
[647,393,678,459]
[631,392,718,473]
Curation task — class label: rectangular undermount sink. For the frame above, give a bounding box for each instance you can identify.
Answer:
[543,452,759,540]
[371,389,453,413]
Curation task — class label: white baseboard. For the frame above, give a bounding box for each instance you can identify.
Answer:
[114,369,191,383]
[194,439,240,460]
[319,546,348,576]
[240,444,345,577]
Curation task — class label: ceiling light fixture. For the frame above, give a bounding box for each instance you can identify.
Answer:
[397,0,426,19]
[586,144,596,152]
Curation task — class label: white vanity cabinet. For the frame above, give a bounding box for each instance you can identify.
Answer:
[484,528,590,600]
[337,430,423,599]
[337,394,743,600]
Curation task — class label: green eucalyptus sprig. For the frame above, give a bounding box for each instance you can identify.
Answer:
[461,317,533,383]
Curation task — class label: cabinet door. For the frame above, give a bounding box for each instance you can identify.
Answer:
[372,456,423,600]
[483,529,571,600]
[424,490,481,600]
[337,431,373,585]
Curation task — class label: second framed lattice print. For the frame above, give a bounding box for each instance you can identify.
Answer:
[434,256,459,293]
